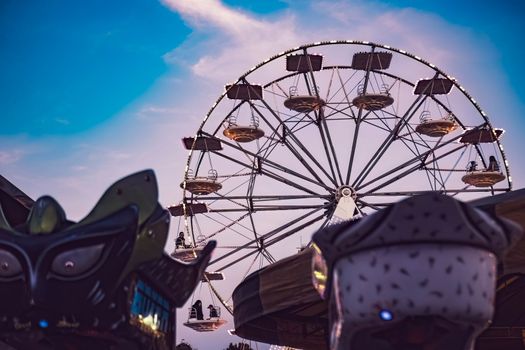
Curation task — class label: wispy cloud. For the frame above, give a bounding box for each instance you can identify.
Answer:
[161,0,300,82]
[159,0,484,89]
[135,105,182,120]
[54,117,71,125]
[0,149,25,165]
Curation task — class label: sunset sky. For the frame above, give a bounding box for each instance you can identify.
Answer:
[1,0,524,348]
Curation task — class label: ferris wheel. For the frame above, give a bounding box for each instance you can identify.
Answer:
[170,40,511,328]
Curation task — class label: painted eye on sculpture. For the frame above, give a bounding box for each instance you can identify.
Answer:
[51,244,105,276]
[0,249,23,277]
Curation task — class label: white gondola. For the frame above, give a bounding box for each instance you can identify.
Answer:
[352,83,393,111]
[284,85,325,113]
[183,305,227,332]
[415,111,457,137]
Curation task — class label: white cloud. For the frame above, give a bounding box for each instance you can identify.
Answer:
[159,0,484,90]
[54,117,71,125]
[161,0,301,82]
[71,165,87,171]
[0,149,25,165]
[161,0,263,35]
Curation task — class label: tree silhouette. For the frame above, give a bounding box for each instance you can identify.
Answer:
[224,342,253,350]
[175,341,195,350]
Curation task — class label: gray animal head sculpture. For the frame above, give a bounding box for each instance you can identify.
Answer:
[313,192,522,350]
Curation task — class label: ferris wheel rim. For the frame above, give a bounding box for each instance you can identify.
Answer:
[178,41,512,318]
[183,40,511,193]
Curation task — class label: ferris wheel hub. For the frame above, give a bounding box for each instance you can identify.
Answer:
[336,185,357,201]
[330,186,359,224]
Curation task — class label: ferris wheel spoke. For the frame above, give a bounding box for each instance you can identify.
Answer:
[317,109,344,185]
[352,93,428,189]
[357,140,465,193]
[209,99,246,136]
[391,120,444,191]
[355,198,385,211]
[439,146,469,190]
[209,204,329,268]
[359,144,467,195]
[358,46,376,95]
[352,70,443,188]
[243,78,339,187]
[198,194,328,202]
[355,121,490,192]
[259,247,277,265]
[248,101,336,186]
[321,108,346,184]
[207,147,323,196]
[342,49,380,185]
[246,194,276,267]
[332,67,360,115]
[204,132,331,191]
[194,212,253,244]
[197,212,253,241]
[370,109,431,151]
[323,104,355,120]
[215,211,327,272]
[361,188,507,197]
[325,64,336,102]
[208,205,328,213]
[263,85,287,99]
[427,152,447,190]
[302,49,345,186]
[329,66,374,185]
[326,66,361,105]
[345,111,364,185]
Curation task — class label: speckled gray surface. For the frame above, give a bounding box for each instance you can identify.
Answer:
[312,192,523,350]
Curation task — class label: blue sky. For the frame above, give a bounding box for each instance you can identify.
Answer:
[1,0,525,349]
[1,0,524,137]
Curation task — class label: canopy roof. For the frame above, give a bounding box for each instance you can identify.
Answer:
[233,247,327,349]
[232,189,525,349]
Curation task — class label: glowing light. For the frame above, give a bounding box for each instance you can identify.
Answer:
[379,309,393,321]
[139,314,159,331]
[38,319,49,328]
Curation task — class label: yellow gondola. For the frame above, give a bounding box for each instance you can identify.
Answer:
[352,84,393,111]
[462,171,505,188]
[462,156,505,187]
[283,85,325,113]
[415,112,457,137]
[181,169,222,196]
